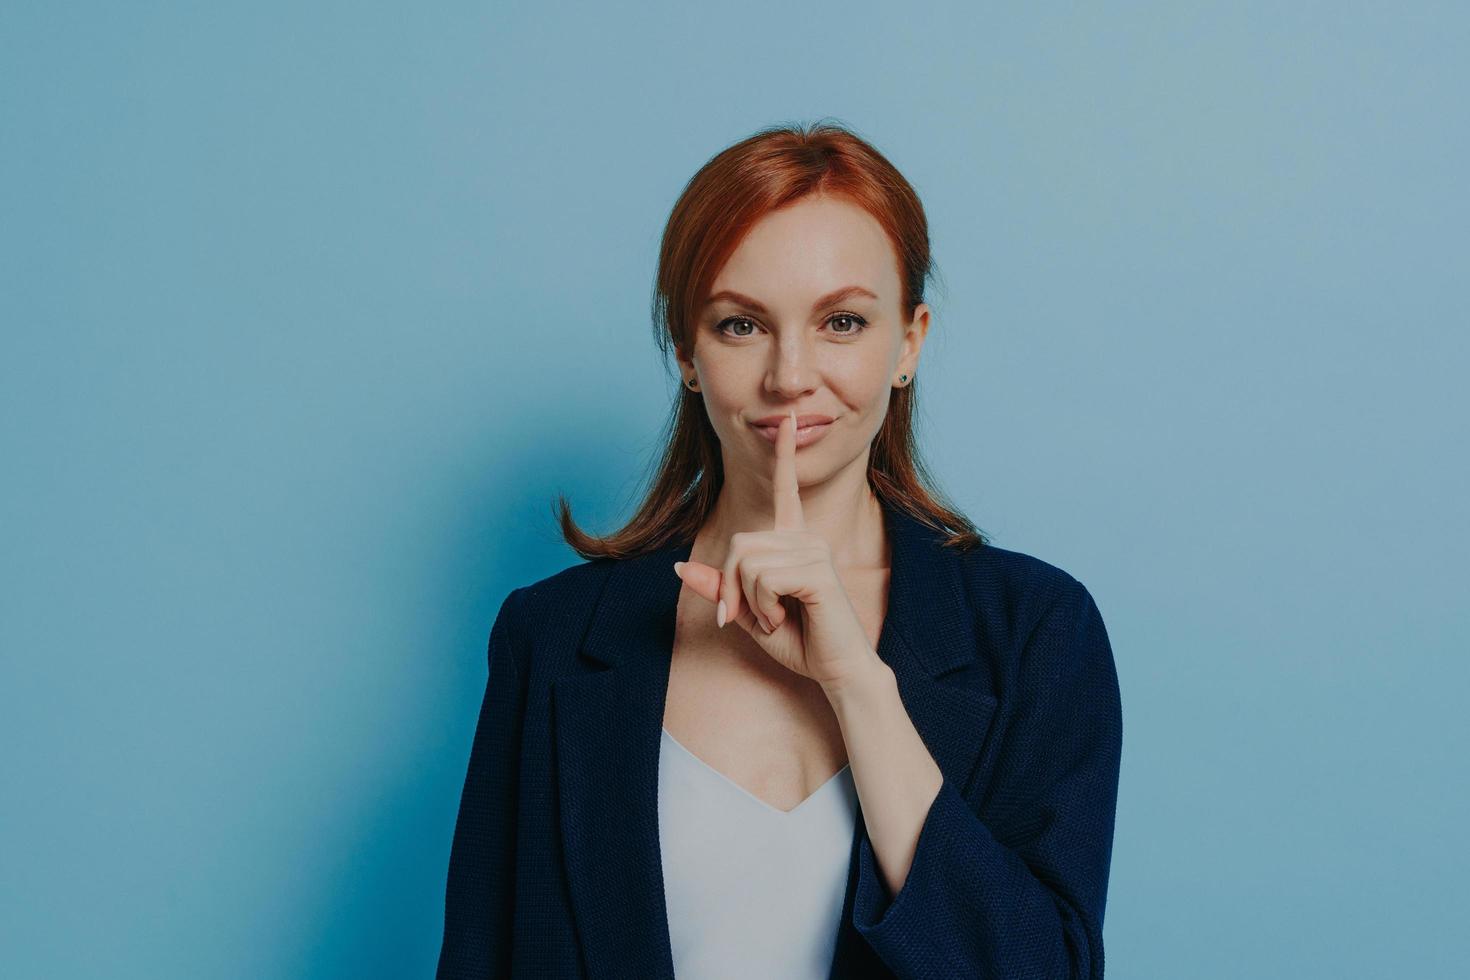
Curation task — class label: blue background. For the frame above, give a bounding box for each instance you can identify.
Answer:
[3,2,1465,977]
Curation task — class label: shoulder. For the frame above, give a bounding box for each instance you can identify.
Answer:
[501,556,617,632]
[513,557,617,619]
[954,541,1108,664]
[958,541,1090,619]
[491,557,619,675]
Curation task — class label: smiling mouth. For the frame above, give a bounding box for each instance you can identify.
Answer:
[748,418,836,446]
[751,421,831,433]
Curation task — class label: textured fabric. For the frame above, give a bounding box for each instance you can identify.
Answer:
[436,499,1122,978]
[658,726,857,979]
[849,582,1119,978]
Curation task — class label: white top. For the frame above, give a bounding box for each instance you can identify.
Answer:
[657,726,858,979]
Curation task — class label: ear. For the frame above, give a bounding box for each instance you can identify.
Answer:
[897,303,931,378]
[675,341,696,374]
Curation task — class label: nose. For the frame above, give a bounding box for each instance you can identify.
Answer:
[765,333,818,399]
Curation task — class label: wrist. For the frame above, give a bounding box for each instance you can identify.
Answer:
[821,654,895,714]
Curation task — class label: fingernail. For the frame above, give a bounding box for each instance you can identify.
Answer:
[673,561,684,576]
[716,599,726,628]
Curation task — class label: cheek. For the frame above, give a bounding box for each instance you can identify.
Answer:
[708,358,773,401]
[838,363,895,408]
[695,373,750,428]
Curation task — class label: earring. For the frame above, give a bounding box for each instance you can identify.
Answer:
[686,378,699,390]
[897,374,909,385]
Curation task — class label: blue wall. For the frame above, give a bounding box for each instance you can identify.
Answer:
[2,2,1465,976]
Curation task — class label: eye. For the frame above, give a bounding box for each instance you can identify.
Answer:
[713,313,870,339]
[716,316,759,338]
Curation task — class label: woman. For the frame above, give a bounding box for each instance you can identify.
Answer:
[438,121,1122,979]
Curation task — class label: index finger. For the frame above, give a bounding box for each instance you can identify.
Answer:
[772,408,804,531]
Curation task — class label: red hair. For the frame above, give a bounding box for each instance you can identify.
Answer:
[553,119,988,559]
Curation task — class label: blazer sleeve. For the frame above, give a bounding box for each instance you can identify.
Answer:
[850,576,1123,979]
[437,587,528,980]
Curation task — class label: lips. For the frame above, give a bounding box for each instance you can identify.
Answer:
[748,414,836,447]
[749,413,835,428]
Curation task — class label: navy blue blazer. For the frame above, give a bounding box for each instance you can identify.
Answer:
[437,499,1122,979]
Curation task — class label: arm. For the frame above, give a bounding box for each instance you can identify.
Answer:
[822,659,943,901]
[827,578,1123,979]
[437,588,528,980]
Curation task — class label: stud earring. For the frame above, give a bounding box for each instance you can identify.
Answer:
[686,378,698,390]
[897,374,909,385]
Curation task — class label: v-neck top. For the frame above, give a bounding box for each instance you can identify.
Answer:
[657,726,859,979]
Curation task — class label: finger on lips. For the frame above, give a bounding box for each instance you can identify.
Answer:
[773,408,805,533]
[713,410,805,634]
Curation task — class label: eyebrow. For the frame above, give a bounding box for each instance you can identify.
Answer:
[702,285,879,315]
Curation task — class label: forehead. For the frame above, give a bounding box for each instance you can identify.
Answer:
[707,194,899,303]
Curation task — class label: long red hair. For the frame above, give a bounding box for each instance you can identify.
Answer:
[553,119,988,559]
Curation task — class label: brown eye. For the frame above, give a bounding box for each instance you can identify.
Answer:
[828,313,869,336]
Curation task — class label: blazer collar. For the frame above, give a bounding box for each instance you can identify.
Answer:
[550,497,996,978]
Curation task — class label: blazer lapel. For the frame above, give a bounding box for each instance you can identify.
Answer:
[552,499,998,979]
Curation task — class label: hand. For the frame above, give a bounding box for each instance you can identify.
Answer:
[672,409,880,691]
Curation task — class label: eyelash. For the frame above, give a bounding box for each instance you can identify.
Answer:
[714,313,870,339]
